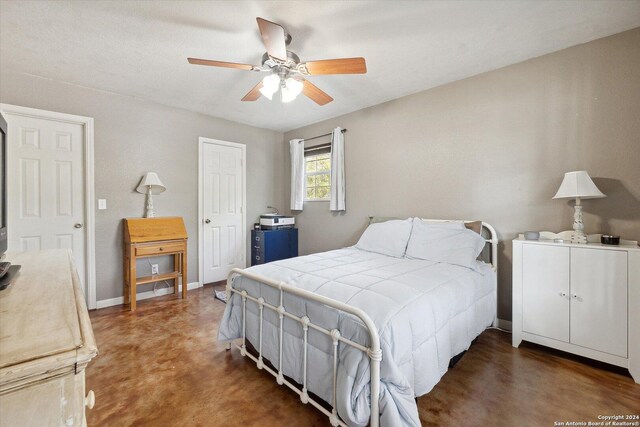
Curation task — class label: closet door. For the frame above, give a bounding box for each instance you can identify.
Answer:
[522,244,570,342]
[570,248,627,357]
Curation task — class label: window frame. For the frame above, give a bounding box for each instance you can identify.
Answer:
[304,151,331,202]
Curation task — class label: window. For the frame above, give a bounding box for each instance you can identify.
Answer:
[305,152,331,201]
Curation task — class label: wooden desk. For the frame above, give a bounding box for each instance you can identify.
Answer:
[123,217,188,311]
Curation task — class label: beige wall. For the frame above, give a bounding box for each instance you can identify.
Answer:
[0,71,285,302]
[284,28,640,321]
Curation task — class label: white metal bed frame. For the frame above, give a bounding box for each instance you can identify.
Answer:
[225,220,499,427]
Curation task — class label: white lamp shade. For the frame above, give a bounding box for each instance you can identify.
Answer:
[136,172,166,194]
[259,74,280,100]
[281,77,303,103]
[553,171,605,199]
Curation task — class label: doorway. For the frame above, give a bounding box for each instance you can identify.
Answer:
[1,104,96,308]
[198,138,246,284]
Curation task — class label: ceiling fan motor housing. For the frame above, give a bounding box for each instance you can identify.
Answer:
[262,50,300,67]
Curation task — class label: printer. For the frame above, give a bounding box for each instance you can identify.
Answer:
[259,214,295,230]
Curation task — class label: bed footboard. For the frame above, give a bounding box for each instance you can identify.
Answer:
[226,267,382,427]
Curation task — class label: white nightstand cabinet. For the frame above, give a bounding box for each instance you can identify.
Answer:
[512,237,639,383]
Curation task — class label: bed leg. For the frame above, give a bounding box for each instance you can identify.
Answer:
[369,348,382,427]
[226,342,231,351]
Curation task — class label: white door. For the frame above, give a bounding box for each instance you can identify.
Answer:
[201,140,245,283]
[6,114,86,294]
[522,244,570,342]
[570,248,627,357]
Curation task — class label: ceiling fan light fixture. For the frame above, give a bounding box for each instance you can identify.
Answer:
[287,77,303,96]
[259,87,274,100]
[259,74,280,100]
[280,87,295,103]
[281,77,303,103]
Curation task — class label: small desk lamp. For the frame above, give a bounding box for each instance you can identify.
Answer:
[136,172,166,218]
[553,171,605,243]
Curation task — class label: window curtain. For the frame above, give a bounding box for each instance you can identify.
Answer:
[329,127,346,211]
[290,139,305,210]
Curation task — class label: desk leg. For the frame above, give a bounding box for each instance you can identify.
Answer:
[123,249,130,305]
[182,247,188,299]
[129,260,137,311]
[173,254,180,296]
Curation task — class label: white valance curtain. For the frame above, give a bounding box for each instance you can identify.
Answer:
[330,127,346,211]
[289,139,305,210]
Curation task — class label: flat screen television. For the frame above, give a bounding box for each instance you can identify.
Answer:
[0,112,7,257]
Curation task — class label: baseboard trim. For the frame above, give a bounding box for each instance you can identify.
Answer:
[496,319,512,331]
[96,281,201,309]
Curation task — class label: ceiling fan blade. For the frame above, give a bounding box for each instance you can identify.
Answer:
[187,58,258,71]
[304,57,367,75]
[256,17,287,61]
[302,80,333,106]
[241,82,263,101]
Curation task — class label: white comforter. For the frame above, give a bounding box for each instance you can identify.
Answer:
[218,247,496,427]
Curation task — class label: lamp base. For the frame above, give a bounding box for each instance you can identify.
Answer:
[145,188,155,218]
[571,199,587,244]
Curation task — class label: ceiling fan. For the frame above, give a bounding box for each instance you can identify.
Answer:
[188,17,367,106]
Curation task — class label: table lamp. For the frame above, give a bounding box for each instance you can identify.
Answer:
[136,172,166,218]
[553,171,605,243]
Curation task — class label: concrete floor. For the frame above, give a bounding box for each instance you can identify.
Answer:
[86,285,639,426]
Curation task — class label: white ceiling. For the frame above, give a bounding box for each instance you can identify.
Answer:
[1,1,639,132]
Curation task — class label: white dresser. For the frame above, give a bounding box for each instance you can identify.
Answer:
[512,237,639,383]
[0,250,98,426]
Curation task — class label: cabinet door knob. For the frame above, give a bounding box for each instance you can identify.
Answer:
[572,294,579,299]
[205,219,211,224]
[559,292,567,297]
[85,390,95,409]
[74,223,83,229]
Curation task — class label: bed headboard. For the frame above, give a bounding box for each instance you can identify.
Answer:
[480,223,499,270]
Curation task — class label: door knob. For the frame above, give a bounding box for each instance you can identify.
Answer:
[205,219,211,224]
[74,223,83,229]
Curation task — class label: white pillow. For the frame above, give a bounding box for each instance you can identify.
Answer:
[405,219,486,270]
[355,218,413,258]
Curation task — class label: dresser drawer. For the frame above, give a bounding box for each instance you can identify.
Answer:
[136,242,184,256]
[0,370,90,427]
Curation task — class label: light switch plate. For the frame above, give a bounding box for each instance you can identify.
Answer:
[98,199,107,210]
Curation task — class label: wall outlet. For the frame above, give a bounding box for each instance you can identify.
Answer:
[151,264,159,275]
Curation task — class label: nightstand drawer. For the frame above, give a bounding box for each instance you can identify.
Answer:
[136,242,184,256]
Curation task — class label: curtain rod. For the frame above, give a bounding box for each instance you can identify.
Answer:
[304,128,347,142]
